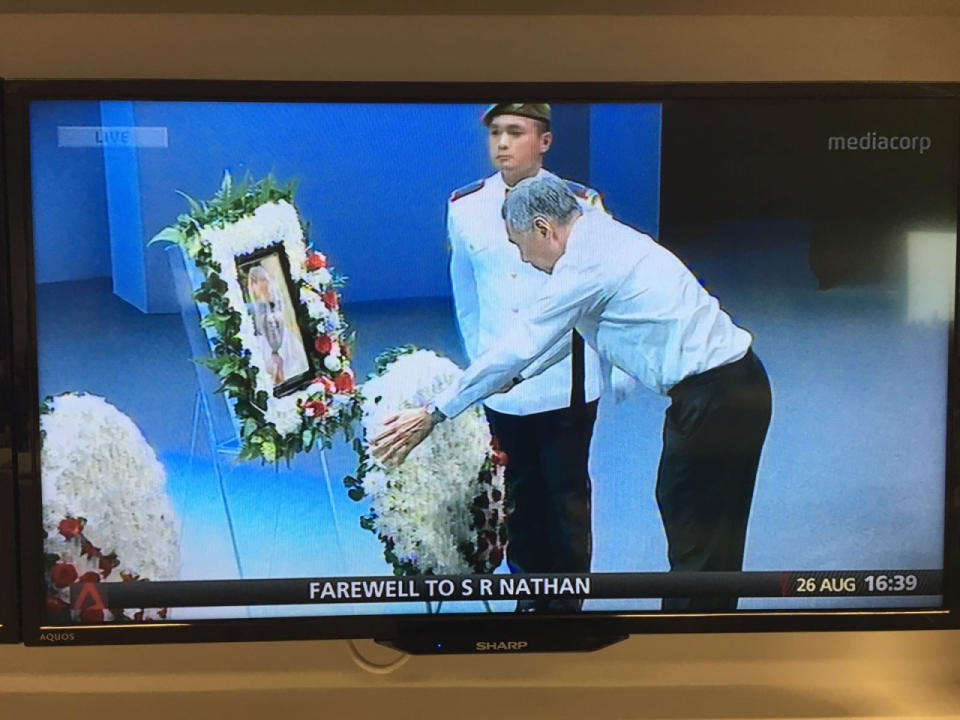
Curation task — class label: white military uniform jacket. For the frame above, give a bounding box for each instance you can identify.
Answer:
[447,168,604,415]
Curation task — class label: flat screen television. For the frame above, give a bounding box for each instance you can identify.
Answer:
[0,91,21,643]
[5,81,959,651]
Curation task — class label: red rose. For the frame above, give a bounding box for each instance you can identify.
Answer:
[58,517,83,539]
[78,571,101,584]
[322,290,339,310]
[50,562,78,588]
[314,334,333,354]
[81,540,101,558]
[334,369,355,394]
[45,596,69,616]
[306,250,327,270]
[303,399,327,418]
[120,571,137,583]
[81,608,104,623]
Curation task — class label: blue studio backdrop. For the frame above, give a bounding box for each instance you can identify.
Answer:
[30,101,662,311]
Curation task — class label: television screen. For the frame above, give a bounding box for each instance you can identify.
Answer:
[6,82,959,649]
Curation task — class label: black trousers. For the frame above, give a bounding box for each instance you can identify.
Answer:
[656,348,772,612]
[485,401,598,611]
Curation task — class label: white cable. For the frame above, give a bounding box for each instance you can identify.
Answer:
[345,639,411,675]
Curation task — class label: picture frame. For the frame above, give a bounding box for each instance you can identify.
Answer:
[235,244,314,398]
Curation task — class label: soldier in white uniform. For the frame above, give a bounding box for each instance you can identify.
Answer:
[446,103,607,612]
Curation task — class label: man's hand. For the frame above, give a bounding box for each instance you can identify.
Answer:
[370,407,438,468]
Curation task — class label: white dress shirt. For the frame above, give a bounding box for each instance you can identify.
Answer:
[447,169,603,415]
[436,210,753,419]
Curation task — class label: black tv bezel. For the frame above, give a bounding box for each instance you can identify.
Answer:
[5,79,960,648]
[0,86,21,643]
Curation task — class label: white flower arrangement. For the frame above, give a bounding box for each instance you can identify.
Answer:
[40,393,180,582]
[202,200,350,437]
[150,173,363,464]
[351,349,508,576]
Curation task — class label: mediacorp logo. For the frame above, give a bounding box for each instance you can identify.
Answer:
[828,132,932,154]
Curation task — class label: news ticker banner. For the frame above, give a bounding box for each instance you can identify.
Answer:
[68,570,942,610]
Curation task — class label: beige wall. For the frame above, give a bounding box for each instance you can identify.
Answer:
[0,14,959,81]
[1,11,959,719]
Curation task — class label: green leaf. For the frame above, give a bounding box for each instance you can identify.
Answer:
[183,234,203,258]
[347,487,365,501]
[301,428,314,450]
[261,442,277,462]
[284,176,300,200]
[219,170,233,199]
[175,189,204,217]
[148,225,184,247]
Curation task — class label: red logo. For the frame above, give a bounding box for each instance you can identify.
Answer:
[72,582,106,614]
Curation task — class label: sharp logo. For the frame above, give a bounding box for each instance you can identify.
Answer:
[39,632,75,643]
[475,640,529,652]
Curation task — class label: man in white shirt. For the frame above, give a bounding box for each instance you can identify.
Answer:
[374,175,772,611]
[446,103,608,612]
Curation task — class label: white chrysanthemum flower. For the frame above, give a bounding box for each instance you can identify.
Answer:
[263,393,303,436]
[324,355,342,372]
[359,351,504,575]
[299,287,324,316]
[310,267,332,286]
[40,393,180,582]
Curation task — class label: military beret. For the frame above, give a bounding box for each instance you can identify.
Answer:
[482,103,552,127]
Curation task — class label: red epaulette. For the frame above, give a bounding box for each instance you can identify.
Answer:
[449,178,485,203]
[566,180,592,199]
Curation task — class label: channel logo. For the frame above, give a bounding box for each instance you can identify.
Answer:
[827,132,932,154]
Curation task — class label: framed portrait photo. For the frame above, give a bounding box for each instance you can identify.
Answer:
[235,244,314,398]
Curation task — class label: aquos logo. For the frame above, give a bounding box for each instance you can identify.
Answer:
[475,640,529,652]
[39,632,76,643]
